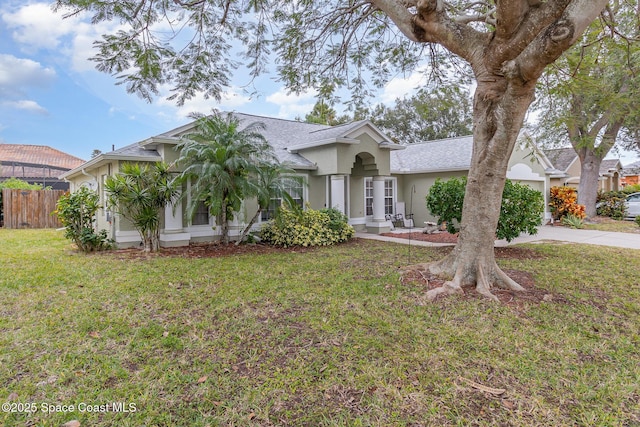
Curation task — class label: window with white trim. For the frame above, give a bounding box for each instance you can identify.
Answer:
[364,177,396,216]
[261,176,305,221]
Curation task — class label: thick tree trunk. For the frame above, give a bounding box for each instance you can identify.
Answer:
[413,78,536,301]
[577,150,602,218]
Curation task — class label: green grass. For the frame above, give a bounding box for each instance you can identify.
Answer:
[1,229,639,426]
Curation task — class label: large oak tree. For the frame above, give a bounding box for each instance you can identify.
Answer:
[55,0,609,300]
[535,2,640,218]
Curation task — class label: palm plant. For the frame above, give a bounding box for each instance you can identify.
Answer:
[104,162,178,252]
[236,163,302,245]
[176,111,275,244]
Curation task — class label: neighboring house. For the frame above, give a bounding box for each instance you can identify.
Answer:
[622,160,640,187]
[544,147,622,192]
[0,144,85,190]
[61,113,554,248]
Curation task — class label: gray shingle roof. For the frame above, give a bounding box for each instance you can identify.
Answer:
[599,158,621,175]
[623,160,640,175]
[543,148,577,172]
[390,136,473,173]
[159,113,361,168]
[111,142,162,159]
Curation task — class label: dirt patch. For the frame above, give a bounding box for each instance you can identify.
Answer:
[400,267,562,310]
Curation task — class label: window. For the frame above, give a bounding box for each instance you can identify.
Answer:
[364,177,395,217]
[365,180,373,216]
[192,201,210,226]
[384,179,394,215]
[261,176,305,221]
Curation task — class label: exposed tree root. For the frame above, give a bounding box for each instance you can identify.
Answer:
[402,257,526,302]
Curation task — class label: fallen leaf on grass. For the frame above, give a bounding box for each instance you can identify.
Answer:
[248,412,256,420]
[64,421,81,427]
[458,376,506,395]
[197,376,208,383]
[88,331,101,338]
[7,392,18,400]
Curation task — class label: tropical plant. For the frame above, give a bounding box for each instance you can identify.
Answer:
[561,214,585,229]
[104,162,178,252]
[549,186,587,221]
[236,164,301,245]
[55,186,112,252]
[426,177,544,242]
[176,111,275,244]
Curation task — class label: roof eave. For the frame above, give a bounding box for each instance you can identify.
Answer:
[289,137,360,153]
[391,166,470,175]
[59,153,162,180]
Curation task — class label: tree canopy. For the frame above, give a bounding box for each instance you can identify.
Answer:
[368,85,472,143]
[534,1,640,216]
[56,0,610,300]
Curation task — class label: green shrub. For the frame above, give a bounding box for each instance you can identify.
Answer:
[635,215,640,228]
[596,191,627,220]
[55,187,112,252]
[561,214,584,229]
[426,177,544,242]
[622,183,640,194]
[261,205,354,247]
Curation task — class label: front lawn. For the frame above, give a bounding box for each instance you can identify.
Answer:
[583,216,640,233]
[1,229,639,426]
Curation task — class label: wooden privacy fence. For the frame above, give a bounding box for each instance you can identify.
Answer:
[1,189,65,229]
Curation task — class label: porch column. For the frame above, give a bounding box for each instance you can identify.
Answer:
[366,175,391,234]
[160,190,191,247]
[164,193,184,233]
[372,176,386,222]
[331,175,346,214]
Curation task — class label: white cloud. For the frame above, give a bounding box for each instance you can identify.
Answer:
[379,68,429,105]
[2,3,123,73]
[2,3,79,50]
[265,88,318,119]
[2,100,48,115]
[0,54,56,90]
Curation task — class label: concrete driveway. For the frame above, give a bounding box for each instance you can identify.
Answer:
[356,225,640,250]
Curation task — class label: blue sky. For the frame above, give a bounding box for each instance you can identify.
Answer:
[1,1,638,165]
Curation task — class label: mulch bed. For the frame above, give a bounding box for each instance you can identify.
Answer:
[380,231,459,243]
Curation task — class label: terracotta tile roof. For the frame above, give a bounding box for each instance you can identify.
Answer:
[0,144,85,176]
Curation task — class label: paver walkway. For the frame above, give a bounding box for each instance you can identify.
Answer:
[356,225,640,250]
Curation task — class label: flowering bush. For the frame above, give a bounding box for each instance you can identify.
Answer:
[261,206,354,247]
[549,186,586,220]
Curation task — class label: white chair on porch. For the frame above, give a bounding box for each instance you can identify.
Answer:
[393,202,414,228]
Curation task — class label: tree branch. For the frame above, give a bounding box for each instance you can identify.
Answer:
[513,0,609,83]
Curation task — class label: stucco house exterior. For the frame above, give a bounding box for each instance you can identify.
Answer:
[60,113,554,248]
[622,160,640,187]
[544,147,622,192]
